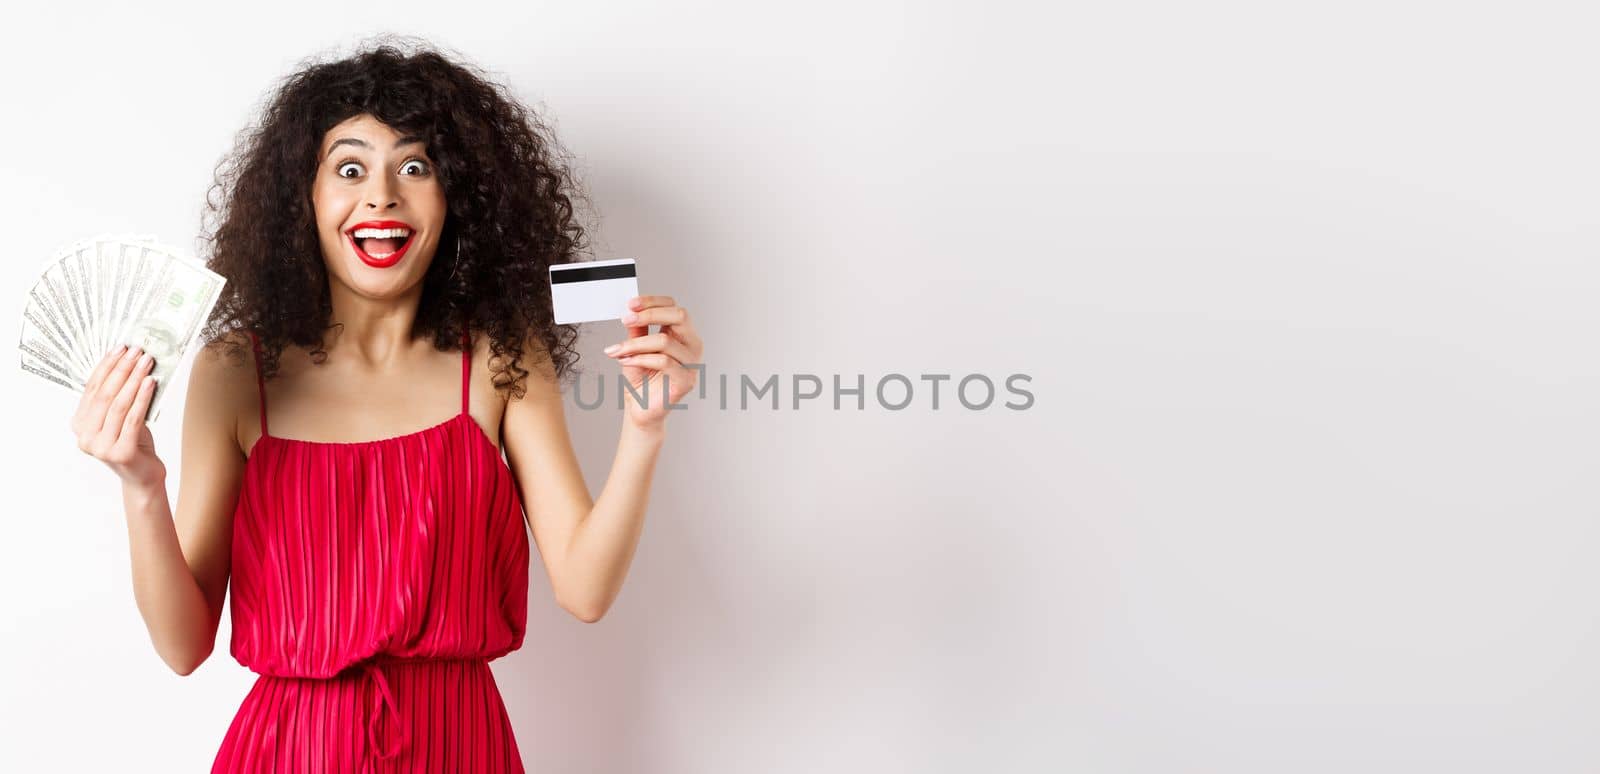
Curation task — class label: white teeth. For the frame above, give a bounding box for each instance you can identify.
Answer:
[351,227,412,239]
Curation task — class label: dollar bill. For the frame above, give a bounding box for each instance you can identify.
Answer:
[114,247,225,421]
[20,353,81,395]
[18,235,225,423]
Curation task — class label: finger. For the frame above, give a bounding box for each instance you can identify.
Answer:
[663,318,702,360]
[102,353,153,437]
[622,297,675,338]
[627,295,676,312]
[655,362,697,401]
[622,305,688,330]
[618,356,696,405]
[119,374,157,442]
[74,345,130,433]
[95,345,144,404]
[615,353,683,372]
[84,344,129,395]
[606,333,695,363]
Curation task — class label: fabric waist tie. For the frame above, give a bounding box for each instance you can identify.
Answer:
[357,656,488,769]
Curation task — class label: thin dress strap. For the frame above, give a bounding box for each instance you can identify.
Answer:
[247,330,268,437]
[460,328,471,416]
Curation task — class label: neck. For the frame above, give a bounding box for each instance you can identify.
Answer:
[324,276,426,365]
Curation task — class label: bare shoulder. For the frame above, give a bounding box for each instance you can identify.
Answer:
[190,332,256,394]
[185,331,256,454]
[502,327,560,403]
[480,329,561,447]
[193,331,254,368]
[473,328,557,401]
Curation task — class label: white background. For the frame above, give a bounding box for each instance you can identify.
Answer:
[3,1,1598,772]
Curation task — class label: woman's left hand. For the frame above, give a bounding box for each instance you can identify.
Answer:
[605,295,704,431]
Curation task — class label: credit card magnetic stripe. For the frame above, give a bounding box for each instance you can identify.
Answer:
[549,262,637,284]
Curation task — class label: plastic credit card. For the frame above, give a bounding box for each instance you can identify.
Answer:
[549,259,639,324]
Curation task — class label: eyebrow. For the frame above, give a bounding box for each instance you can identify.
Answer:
[325,135,426,158]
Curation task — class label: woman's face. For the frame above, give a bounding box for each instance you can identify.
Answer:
[311,113,447,298]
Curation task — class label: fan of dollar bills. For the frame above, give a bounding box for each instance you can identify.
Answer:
[18,234,226,422]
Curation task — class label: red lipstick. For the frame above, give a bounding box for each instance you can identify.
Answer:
[346,220,416,269]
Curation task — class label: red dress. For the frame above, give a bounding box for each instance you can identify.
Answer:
[212,332,531,773]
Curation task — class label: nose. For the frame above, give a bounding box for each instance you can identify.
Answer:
[364,176,398,211]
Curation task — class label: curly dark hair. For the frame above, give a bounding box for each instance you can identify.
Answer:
[199,36,591,396]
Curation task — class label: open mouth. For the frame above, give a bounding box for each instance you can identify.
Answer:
[346,221,416,268]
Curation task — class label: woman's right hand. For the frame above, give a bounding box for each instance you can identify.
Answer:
[72,343,165,488]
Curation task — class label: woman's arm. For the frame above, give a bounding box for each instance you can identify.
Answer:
[92,338,247,674]
[501,297,702,622]
[501,342,666,623]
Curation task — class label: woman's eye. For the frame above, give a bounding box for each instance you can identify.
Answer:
[401,160,429,175]
[337,162,364,178]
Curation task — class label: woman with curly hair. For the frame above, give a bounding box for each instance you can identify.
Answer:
[68,39,703,772]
